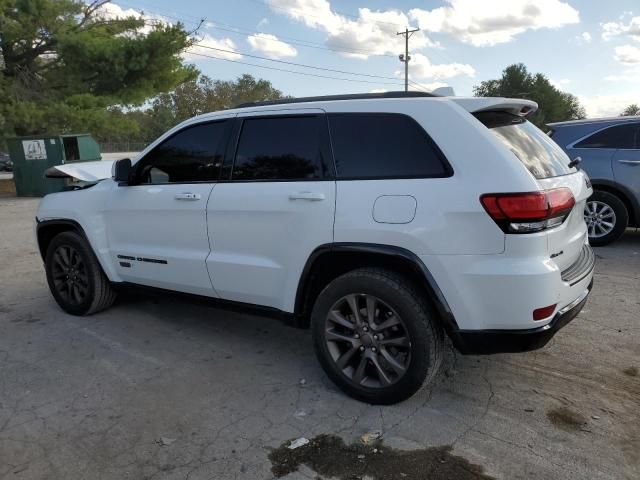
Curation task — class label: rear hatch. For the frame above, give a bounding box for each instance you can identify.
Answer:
[474,110,591,271]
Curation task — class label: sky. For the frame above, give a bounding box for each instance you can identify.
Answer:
[102,0,640,117]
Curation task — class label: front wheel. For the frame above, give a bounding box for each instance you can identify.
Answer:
[584,191,628,246]
[311,268,443,405]
[45,231,116,315]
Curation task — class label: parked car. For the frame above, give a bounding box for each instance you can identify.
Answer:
[0,153,12,172]
[548,116,640,246]
[35,92,594,404]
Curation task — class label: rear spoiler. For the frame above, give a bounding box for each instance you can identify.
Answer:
[450,97,538,117]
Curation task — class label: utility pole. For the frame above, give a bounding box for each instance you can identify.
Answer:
[397,27,420,92]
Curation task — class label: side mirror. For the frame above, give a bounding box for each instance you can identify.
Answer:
[112,158,132,185]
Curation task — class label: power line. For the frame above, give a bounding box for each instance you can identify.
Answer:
[126,1,410,87]
[206,20,475,91]
[192,44,402,81]
[119,0,473,92]
[207,22,399,59]
[185,50,407,87]
[237,0,475,89]
[407,80,432,94]
[245,0,408,29]
[119,0,401,58]
[240,0,477,91]
[118,1,202,26]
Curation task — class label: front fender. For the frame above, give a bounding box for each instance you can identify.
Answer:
[36,182,121,282]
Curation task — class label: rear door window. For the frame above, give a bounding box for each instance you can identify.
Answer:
[574,123,640,149]
[328,113,451,179]
[232,115,330,181]
[475,111,574,179]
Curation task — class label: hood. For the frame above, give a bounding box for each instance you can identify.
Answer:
[45,160,115,182]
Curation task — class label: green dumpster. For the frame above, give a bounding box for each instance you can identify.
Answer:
[7,134,101,197]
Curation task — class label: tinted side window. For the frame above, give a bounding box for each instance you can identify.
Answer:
[136,121,230,184]
[232,116,329,181]
[575,124,639,149]
[328,113,449,179]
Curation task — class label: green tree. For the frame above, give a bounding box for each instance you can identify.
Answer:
[473,64,586,128]
[105,74,286,145]
[620,104,640,116]
[151,73,286,122]
[0,0,197,141]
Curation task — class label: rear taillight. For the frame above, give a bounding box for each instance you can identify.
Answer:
[480,188,575,234]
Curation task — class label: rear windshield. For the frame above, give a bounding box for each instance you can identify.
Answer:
[475,111,574,179]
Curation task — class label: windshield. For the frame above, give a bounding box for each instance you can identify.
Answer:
[475,111,575,179]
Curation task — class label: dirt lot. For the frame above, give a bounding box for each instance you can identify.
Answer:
[0,197,638,480]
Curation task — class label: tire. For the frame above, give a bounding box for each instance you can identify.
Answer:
[311,268,444,405]
[585,190,628,247]
[45,231,116,315]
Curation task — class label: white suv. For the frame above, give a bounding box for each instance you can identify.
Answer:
[36,92,595,404]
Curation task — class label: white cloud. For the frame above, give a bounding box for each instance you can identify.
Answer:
[409,0,579,47]
[378,82,450,93]
[95,2,169,35]
[410,81,449,92]
[247,33,297,58]
[550,78,571,89]
[96,2,148,20]
[619,11,634,21]
[602,16,640,42]
[96,4,240,65]
[614,44,640,65]
[580,32,592,43]
[257,18,270,28]
[184,35,242,61]
[580,94,640,118]
[399,53,475,81]
[604,70,640,82]
[266,0,438,58]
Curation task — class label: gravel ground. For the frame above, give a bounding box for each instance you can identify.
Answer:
[0,197,638,480]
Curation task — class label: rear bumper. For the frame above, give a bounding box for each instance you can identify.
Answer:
[561,244,595,285]
[419,236,594,332]
[450,280,592,355]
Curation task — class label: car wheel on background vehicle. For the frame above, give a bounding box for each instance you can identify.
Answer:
[311,268,444,405]
[45,231,116,315]
[584,190,628,247]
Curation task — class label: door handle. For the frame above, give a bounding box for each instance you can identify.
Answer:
[174,192,201,201]
[288,192,326,201]
[618,159,640,165]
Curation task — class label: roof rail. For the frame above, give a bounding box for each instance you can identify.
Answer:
[234,91,435,109]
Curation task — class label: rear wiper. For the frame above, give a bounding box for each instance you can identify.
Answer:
[568,156,582,169]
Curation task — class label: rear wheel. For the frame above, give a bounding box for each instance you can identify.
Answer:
[584,191,628,246]
[311,268,443,405]
[45,231,116,315]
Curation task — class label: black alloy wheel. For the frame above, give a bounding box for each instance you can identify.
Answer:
[324,293,412,388]
[45,231,116,315]
[51,244,90,306]
[311,268,443,405]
